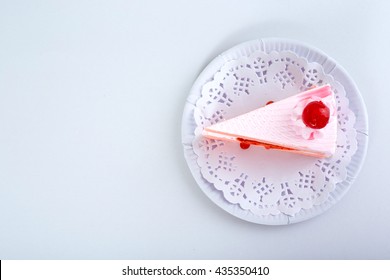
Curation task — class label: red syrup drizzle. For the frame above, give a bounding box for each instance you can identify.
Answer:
[240,142,251,149]
[302,101,330,129]
[239,100,274,150]
[237,138,294,151]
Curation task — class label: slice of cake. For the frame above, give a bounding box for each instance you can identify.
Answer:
[203,85,337,158]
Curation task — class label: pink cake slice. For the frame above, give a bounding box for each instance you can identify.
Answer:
[203,85,337,158]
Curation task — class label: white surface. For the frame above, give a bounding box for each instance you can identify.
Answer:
[0,0,388,259]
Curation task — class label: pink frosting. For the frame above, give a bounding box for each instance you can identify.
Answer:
[291,94,336,140]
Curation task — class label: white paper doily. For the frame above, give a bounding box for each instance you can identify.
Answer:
[182,38,368,225]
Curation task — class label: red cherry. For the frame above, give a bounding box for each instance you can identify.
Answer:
[302,101,330,129]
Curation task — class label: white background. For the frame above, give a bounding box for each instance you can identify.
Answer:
[0,0,389,259]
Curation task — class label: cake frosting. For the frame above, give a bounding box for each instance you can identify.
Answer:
[203,85,337,158]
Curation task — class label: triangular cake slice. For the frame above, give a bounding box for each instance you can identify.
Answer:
[203,85,337,158]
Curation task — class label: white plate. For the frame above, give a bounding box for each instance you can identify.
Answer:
[182,38,368,225]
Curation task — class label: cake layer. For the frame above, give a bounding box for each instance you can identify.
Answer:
[203,85,337,158]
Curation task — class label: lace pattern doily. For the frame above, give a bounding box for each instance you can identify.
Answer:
[192,50,358,217]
